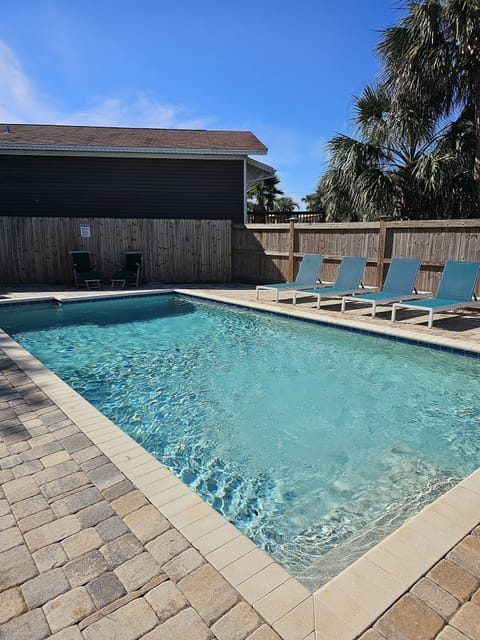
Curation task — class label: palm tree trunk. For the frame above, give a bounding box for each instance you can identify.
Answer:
[473,67,480,212]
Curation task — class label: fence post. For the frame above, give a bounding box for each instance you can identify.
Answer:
[288,218,296,282]
[376,218,388,288]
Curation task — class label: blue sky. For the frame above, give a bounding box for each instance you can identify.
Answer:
[1,0,402,204]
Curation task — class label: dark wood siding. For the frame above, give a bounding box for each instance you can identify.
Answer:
[0,155,245,222]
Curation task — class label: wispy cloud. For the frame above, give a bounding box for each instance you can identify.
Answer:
[65,92,216,129]
[0,41,56,122]
[0,40,216,129]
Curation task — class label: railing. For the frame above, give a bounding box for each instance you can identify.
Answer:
[247,211,325,224]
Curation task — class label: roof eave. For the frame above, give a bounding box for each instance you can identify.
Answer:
[0,143,268,156]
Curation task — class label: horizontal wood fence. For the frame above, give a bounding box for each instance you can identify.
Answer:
[0,217,232,284]
[232,219,480,294]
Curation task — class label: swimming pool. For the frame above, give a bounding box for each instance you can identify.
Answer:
[2,293,480,590]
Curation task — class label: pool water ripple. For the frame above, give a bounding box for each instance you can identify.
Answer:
[1,294,479,589]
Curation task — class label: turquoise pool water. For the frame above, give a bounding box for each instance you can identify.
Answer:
[2,294,480,590]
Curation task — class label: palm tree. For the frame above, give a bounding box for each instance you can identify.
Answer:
[247,175,284,213]
[321,83,474,219]
[274,197,299,212]
[377,0,480,208]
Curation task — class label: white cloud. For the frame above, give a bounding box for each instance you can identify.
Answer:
[0,41,56,122]
[64,92,216,129]
[0,40,216,129]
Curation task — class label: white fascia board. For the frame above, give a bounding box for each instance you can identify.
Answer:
[0,144,267,157]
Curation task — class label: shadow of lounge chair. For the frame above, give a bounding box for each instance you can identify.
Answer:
[256,254,324,302]
[292,256,368,308]
[111,251,143,288]
[341,258,423,318]
[69,251,102,289]
[391,260,480,328]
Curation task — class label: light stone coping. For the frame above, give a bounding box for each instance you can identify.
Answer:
[175,288,480,356]
[2,288,480,640]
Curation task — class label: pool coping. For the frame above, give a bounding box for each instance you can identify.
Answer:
[2,287,480,640]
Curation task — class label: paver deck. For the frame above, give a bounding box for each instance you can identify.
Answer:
[1,283,480,640]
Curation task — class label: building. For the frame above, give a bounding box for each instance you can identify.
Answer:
[0,123,274,223]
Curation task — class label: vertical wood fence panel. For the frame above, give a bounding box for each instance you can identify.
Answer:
[0,217,232,284]
[232,220,480,294]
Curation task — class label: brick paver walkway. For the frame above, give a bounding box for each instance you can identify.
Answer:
[2,286,480,639]
[0,350,280,639]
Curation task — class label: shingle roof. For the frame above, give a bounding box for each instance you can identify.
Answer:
[0,123,268,155]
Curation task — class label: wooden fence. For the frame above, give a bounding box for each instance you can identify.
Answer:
[0,217,232,284]
[232,219,480,293]
[3,216,480,291]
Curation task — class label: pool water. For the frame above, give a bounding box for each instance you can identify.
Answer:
[2,294,480,590]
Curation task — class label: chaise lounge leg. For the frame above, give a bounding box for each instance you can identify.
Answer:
[428,310,434,329]
[391,305,397,322]
[371,301,376,318]
[341,298,346,313]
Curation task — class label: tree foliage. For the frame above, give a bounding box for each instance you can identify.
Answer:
[247,174,284,212]
[378,0,480,203]
[307,0,480,220]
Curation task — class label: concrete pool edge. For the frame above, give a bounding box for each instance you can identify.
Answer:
[2,287,480,640]
[174,287,480,357]
[0,329,315,640]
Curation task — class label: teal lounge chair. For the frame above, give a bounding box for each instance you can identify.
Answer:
[256,254,324,302]
[292,256,368,308]
[341,258,423,318]
[111,251,143,288]
[391,261,480,328]
[69,251,102,288]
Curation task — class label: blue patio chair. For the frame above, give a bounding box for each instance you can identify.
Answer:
[293,256,368,308]
[341,258,423,318]
[256,254,324,302]
[391,261,480,328]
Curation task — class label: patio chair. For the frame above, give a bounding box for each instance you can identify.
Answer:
[111,251,143,288]
[341,258,423,318]
[391,260,480,328]
[292,256,368,308]
[256,254,324,302]
[69,251,102,289]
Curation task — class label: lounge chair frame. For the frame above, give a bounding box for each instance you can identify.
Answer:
[391,261,480,328]
[293,256,369,309]
[69,251,101,288]
[341,258,424,318]
[256,254,324,302]
[112,251,143,288]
